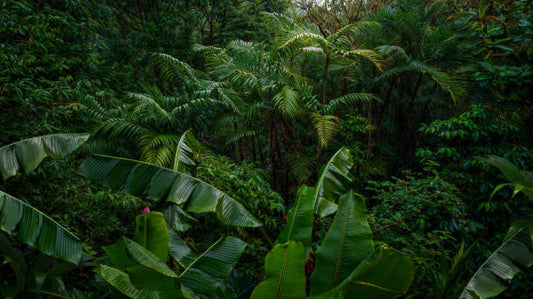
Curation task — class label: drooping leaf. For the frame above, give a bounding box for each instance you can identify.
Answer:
[312,246,414,299]
[479,155,533,200]
[180,236,247,295]
[276,185,315,256]
[0,134,89,180]
[250,241,306,299]
[314,147,353,217]
[168,228,197,269]
[309,191,373,295]
[460,227,533,299]
[164,204,197,232]
[79,155,261,227]
[97,265,161,299]
[0,191,82,264]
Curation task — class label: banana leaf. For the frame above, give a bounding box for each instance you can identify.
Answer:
[163,203,198,232]
[97,265,161,299]
[168,228,197,269]
[0,133,89,180]
[314,147,353,217]
[180,236,247,295]
[311,246,415,298]
[479,155,533,200]
[79,155,261,227]
[0,191,82,264]
[250,241,307,299]
[460,226,533,299]
[309,191,373,295]
[133,212,169,261]
[276,185,315,256]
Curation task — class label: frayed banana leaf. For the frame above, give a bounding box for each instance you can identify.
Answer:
[0,133,89,180]
[180,236,247,295]
[0,191,82,264]
[80,155,261,227]
[460,226,533,299]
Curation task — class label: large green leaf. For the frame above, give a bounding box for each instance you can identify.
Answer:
[97,265,161,299]
[0,191,82,264]
[479,155,533,200]
[276,185,315,256]
[309,191,373,295]
[168,228,197,269]
[133,212,169,262]
[124,238,177,278]
[164,203,198,232]
[180,236,247,295]
[460,227,533,299]
[251,241,306,299]
[0,133,89,181]
[79,155,261,227]
[314,147,353,217]
[312,246,414,298]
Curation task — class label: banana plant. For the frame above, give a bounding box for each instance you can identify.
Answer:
[79,130,260,229]
[0,134,89,264]
[479,155,533,200]
[460,224,533,299]
[0,233,92,298]
[458,156,533,298]
[252,190,414,298]
[98,211,248,298]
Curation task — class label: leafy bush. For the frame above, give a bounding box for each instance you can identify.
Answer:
[367,172,476,297]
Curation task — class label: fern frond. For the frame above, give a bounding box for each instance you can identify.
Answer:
[340,49,384,71]
[273,86,301,120]
[311,112,340,149]
[325,93,381,114]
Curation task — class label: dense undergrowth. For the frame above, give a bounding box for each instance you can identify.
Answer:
[1,0,532,298]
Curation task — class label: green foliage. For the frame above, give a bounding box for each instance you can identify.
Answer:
[100,211,249,298]
[195,154,285,231]
[0,134,89,180]
[460,225,533,299]
[368,172,475,297]
[79,155,261,227]
[252,148,415,298]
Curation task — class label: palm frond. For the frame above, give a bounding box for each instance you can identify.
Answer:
[325,93,381,114]
[311,112,340,149]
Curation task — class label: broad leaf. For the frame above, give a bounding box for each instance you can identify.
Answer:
[460,227,533,299]
[479,155,533,200]
[276,185,315,256]
[79,155,261,227]
[133,212,169,262]
[124,238,177,278]
[314,147,353,217]
[250,241,306,299]
[180,236,247,295]
[312,246,414,298]
[309,191,373,295]
[0,133,89,180]
[164,203,197,232]
[0,191,82,264]
[97,265,161,299]
[168,228,197,269]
